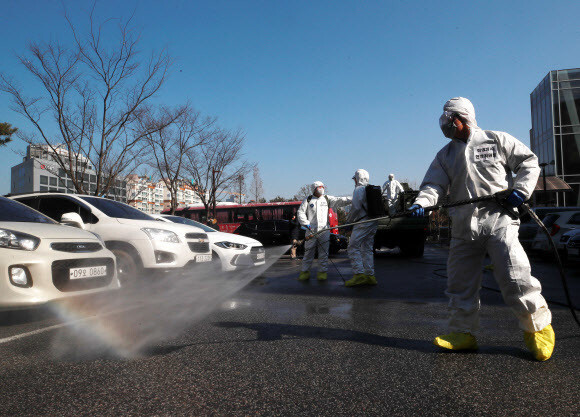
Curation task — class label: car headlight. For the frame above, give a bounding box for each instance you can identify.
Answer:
[141,228,181,243]
[215,241,247,250]
[0,229,40,251]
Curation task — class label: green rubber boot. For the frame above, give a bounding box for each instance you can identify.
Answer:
[433,332,478,351]
[345,273,368,287]
[317,272,328,281]
[366,275,377,285]
[298,271,311,281]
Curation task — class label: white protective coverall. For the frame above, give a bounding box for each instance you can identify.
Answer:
[382,174,405,215]
[347,169,378,275]
[297,182,351,273]
[414,97,551,333]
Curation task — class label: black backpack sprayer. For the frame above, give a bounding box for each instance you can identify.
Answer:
[298,189,579,328]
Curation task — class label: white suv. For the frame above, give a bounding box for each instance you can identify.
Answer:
[11,193,212,284]
[0,197,119,309]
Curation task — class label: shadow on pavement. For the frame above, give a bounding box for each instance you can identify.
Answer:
[212,321,533,360]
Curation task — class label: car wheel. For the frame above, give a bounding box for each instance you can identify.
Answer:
[112,248,139,285]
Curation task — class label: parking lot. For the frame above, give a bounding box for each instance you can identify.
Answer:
[0,244,579,416]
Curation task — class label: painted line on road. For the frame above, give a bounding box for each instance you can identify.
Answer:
[0,304,144,345]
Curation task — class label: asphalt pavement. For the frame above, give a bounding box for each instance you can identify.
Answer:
[0,244,579,416]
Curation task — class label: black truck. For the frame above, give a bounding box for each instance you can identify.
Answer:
[374,190,429,257]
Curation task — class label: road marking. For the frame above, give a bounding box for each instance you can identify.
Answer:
[0,304,144,345]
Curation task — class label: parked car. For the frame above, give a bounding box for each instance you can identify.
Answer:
[151,214,266,271]
[0,196,119,309]
[531,211,580,255]
[519,207,580,251]
[233,219,347,255]
[563,229,580,261]
[10,193,212,284]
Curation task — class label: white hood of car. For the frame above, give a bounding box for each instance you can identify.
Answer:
[208,231,261,246]
[0,222,100,240]
[114,218,206,235]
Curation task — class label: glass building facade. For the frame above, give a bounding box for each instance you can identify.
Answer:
[530,68,580,206]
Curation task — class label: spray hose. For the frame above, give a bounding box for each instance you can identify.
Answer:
[298,189,579,328]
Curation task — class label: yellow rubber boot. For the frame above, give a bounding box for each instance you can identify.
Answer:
[524,324,555,361]
[298,271,311,281]
[433,332,478,351]
[317,272,328,281]
[366,275,377,285]
[345,273,368,287]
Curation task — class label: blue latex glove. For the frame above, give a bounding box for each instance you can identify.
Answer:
[506,190,526,207]
[301,225,311,231]
[409,204,424,217]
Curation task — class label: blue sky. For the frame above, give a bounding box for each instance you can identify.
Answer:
[1,0,579,199]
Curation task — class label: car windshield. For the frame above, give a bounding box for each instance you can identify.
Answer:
[79,196,154,220]
[0,197,56,224]
[164,215,216,232]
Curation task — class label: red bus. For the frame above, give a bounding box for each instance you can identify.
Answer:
[164,201,339,234]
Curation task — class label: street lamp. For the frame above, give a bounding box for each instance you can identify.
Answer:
[538,160,555,206]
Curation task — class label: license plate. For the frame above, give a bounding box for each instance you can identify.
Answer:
[256,253,265,260]
[69,266,107,280]
[196,254,212,263]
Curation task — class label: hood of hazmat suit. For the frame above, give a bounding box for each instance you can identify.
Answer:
[311,181,324,193]
[348,169,370,222]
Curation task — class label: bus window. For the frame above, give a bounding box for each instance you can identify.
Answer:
[216,210,229,223]
[262,208,273,220]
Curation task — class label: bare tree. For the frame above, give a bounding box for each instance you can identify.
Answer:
[293,184,312,201]
[0,7,174,196]
[249,166,264,203]
[185,128,252,219]
[139,105,215,214]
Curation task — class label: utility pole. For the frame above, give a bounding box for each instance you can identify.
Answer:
[238,174,244,204]
[212,168,220,217]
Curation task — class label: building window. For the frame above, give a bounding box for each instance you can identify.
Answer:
[40,175,48,185]
[49,177,57,186]
[40,186,48,191]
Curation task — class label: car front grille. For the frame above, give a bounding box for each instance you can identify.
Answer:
[188,242,210,253]
[250,246,265,262]
[185,233,208,239]
[51,258,115,292]
[51,242,102,253]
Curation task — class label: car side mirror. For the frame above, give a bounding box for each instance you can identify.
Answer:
[61,212,86,230]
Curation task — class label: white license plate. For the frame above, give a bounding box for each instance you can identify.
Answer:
[256,253,265,260]
[196,254,212,263]
[69,266,107,280]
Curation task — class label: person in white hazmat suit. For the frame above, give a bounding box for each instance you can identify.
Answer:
[410,97,554,361]
[344,169,379,287]
[297,181,351,281]
[382,173,405,215]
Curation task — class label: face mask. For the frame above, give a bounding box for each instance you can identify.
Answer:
[316,187,325,196]
[439,111,457,139]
